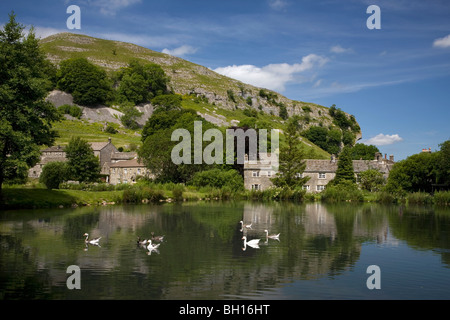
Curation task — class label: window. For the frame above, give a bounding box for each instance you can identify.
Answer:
[317,185,325,191]
[318,173,326,179]
[252,171,260,177]
[303,185,310,190]
[251,184,261,190]
[124,168,127,175]
[296,173,303,178]
[267,171,272,177]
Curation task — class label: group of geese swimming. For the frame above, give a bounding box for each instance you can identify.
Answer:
[83,232,165,255]
[83,221,278,253]
[136,233,165,255]
[239,220,280,250]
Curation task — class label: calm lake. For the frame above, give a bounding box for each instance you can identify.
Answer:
[1,201,450,300]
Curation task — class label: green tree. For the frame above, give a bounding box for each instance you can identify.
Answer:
[117,72,148,105]
[331,145,355,185]
[39,162,68,189]
[0,13,61,197]
[385,152,438,194]
[139,129,178,182]
[139,108,217,183]
[326,128,342,155]
[436,140,450,187]
[358,168,385,192]
[151,94,182,111]
[271,118,309,189]
[120,104,143,129]
[116,59,169,104]
[65,137,101,182]
[351,143,380,160]
[57,58,113,106]
[302,126,328,152]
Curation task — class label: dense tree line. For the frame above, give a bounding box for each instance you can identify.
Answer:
[385,140,450,194]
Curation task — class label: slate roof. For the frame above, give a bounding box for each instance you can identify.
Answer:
[304,159,393,174]
[109,158,145,168]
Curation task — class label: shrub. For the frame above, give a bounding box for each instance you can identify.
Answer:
[320,180,364,203]
[39,162,68,189]
[375,191,397,204]
[434,191,450,206]
[104,123,118,134]
[190,168,244,191]
[58,104,83,119]
[172,184,184,201]
[407,192,433,205]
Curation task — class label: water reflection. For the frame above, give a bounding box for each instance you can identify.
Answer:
[1,202,450,300]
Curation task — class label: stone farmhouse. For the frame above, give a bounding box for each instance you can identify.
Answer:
[108,158,152,185]
[244,152,395,192]
[28,138,149,185]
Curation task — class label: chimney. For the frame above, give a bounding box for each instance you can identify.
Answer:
[389,155,394,162]
[108,137,112,144]
[331,154,336,163]
[375,152,382,162]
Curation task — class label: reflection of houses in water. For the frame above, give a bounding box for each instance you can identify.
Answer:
[242,203,277,233]
[241,203,390,244]
[302,203,337,240]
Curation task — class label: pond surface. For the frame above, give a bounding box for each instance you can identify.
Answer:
[1,201,450,300]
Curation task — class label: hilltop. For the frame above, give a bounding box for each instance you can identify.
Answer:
[40,32,361,157]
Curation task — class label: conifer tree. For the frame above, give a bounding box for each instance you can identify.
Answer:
[271,117,309,189]
[331,145,356,185]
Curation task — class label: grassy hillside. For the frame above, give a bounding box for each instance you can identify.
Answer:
[40,32,359,159]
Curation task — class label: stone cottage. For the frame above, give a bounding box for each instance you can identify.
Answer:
[244,152,394,192]
[28,145,67,179]
[109,158,152,185]
[29,138,119,178]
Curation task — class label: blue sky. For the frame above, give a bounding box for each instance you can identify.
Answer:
[1,0,449,160]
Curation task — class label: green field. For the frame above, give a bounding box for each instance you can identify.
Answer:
[51,119,142,150]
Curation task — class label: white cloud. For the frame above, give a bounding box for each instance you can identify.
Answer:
[214,54,328,92]
[433,34,450,48]
[88,0,142,16]
[362,134,403,146]
[268,0,289,10]
[162,45,198,57]
[330,45,353,54]
[27,26,67,39]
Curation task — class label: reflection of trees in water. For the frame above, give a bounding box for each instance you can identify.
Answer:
[1,203,450,299]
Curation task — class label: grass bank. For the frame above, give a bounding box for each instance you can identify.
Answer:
[0,187,123,210]
[2,183,449,210]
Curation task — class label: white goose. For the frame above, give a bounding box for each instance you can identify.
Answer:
[240,221,252,229]
[83,233,101,245]
[264,230,280,241]
[146,240,160,251]
[242,236,260,249]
